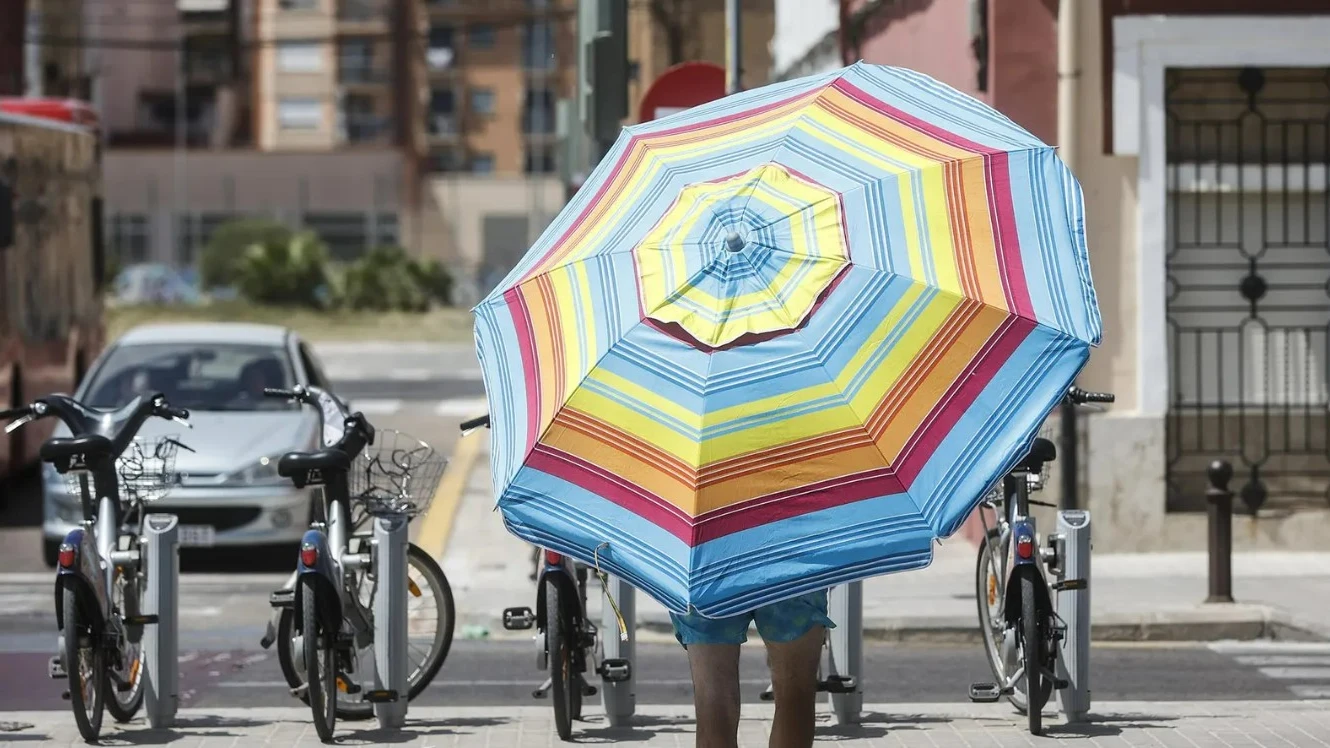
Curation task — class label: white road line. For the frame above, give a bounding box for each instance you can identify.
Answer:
[1291,685,1330,698]
[435,397,489,417]
[1237,656,1330,667]
[1209,642,1330,655]
[387,368,435,381]
[347,399,403,415]
[1257,667,1330,680]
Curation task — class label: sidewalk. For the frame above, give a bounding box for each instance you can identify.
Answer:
[436,445,1330,644]
[4,701,1330,746]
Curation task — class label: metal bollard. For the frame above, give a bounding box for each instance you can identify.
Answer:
[371,512,410,728]
[1053,510,1091,723]
[1205,460,1235,604]
[600,576,636,726]
[825,582,864,725]
[142,514,179,728]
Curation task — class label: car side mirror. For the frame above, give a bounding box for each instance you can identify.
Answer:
[0,176,14,251]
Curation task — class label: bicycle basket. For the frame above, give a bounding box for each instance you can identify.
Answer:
[348,430,447,516]
[63,435,184,505]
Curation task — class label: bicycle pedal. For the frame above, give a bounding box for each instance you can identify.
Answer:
[1052,578,1087,592]
[581,684,598,697]
[1054,678,1070,689]
[503,607,535,631]
[336,676,361,695]
[61,690,71,701]
[290,683,309,698]
[531,688,548,699]
[817,675,856,694]
[968,682,1007,703]
[759,688,775,702]
[123,614,158,626]
[363,689,398,703]
[598,657,631,683]
[268,589,295,608]
[48,656,66,679]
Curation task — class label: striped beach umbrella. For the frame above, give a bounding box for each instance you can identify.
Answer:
[474,63,1102,617]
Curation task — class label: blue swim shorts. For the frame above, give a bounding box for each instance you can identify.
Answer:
[669,591,836,646]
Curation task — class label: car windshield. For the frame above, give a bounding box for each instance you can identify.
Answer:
[85,342,300,412]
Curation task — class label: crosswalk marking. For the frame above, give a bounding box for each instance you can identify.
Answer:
[1210,641,1330,699]
[336,397,487,417]
[434,397,489,417]
[347,399,404,415]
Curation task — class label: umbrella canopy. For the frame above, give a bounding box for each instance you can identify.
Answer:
[474,62,1102,618]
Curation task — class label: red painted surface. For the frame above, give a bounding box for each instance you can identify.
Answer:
[988,0,1058,144]
[851,0,986,104]
[637,61,728,123]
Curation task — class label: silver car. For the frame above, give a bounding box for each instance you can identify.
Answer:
[41,322,334,566]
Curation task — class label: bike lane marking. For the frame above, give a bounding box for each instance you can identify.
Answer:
[415,431,483,561]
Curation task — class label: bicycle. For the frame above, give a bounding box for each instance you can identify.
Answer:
[2,392,191,742]
[968,386,1114,735]
[258,384,455,742]
[461,414,632,742]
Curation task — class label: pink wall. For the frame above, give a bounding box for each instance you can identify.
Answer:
[849,0,1059,144]
[851,0,986,104]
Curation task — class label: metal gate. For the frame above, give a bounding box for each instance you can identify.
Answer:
[1165,67,1330,513]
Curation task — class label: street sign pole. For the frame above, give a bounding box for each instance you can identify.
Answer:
[725,0,742,94]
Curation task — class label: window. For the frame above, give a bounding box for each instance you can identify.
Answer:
[278,98,322,130]
[522,87,555,133]
[341,93,387,142]
[524,149,556,174]
[468,23,495,49]
[279,0,318,9]
[427,147,460,172]
[522,21,555,69]
[84,342,299,413]
[470,153,495,174]
[108,214,150,265]
[428,89,456,135]
[277,42,322,73]
[469,87,494,116]
[427,26,455,70]
[338,37,376,82]
[297,342,329,389]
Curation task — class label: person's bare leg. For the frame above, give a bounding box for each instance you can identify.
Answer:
[765,626,824,748]
[686,644,741,748]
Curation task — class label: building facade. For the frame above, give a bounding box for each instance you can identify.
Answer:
[850,0,1330,551]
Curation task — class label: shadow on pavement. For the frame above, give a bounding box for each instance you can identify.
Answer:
[574,714,692,743]
[1044,712,1181,738]
[336,717,509,744]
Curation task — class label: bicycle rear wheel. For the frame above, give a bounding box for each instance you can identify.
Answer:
[546,578,575,741]
[1019,571,1049,735]
[63,586,105,742]
[303,581,337,743]
[276,542,455,720]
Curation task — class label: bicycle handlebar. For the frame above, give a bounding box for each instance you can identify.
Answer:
[266,384,375,452]
[1066,387,1115,405]
[459,414,490,432]
[0,406,30,421]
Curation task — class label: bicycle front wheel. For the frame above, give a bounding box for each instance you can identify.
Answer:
[63,586,106,742]
[106,567,144,723]
[975,529,1028,713]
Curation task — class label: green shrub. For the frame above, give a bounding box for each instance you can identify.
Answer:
[339,245,454,312]
[234,230,329,308]
[200,218,292,289]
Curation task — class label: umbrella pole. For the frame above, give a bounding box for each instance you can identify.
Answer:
[600,576,636,725]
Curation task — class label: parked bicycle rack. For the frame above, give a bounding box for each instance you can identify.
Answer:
[142,513,180,728]
[371,512,410,728]
[600,577,636,726]
[1051,510,1092,723]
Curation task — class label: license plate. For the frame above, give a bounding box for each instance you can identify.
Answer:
[178,525,216,547]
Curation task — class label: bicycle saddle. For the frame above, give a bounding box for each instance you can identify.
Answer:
[1014,437,1057,473]
[278,448,351,477]
[41,434,115,461]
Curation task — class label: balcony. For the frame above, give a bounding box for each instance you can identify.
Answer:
[427,113,459,140]
[342,113,394,144]
[338,0,389,24]
[339,65,390,86]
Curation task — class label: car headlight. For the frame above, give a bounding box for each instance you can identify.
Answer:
[222,456,285,486]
